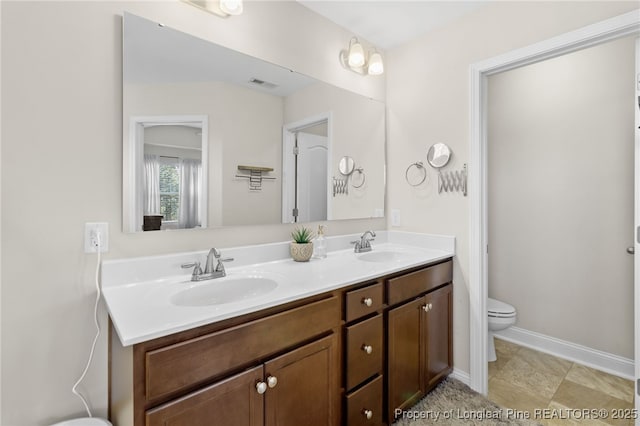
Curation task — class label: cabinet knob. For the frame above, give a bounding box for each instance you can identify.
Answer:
[363,409,373,420]
[267,375,278,388]
[422,304,430,312]
[361,344,373,355]
[362,297,373,307]
[256,381,267,394]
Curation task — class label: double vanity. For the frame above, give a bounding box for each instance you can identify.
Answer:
[103,231,454,426]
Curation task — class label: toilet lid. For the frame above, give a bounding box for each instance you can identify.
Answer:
[488,297,516,315]
[50,418,112,426]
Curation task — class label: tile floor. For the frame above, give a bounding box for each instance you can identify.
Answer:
[488,338,636,426]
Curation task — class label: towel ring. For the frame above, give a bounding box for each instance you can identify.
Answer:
[351,168,366,188]
[405,162,427,186]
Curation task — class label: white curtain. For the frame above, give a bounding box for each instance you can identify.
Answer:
[179,158,202,229]
[143,154,160,215]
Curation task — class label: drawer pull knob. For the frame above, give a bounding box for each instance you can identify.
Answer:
[256,381,267,394]
[363,409,373,420]
[422,304,430,312]
[362,297,373,307]
[362,344,373,354]
[267,375,278,388]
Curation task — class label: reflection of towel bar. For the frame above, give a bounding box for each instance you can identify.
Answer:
[236,166,275,191]
[351,168,365,188]
[333,177,348,196]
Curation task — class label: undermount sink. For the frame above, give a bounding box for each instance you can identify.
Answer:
[357,250,410,263]
[171,276,278,307]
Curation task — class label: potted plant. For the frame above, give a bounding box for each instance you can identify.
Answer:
[290,226,314,262]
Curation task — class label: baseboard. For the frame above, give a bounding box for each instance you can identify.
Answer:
[494,327,634,380]
[450,368,471,386]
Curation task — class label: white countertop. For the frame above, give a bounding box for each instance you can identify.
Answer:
[102,231,455,346]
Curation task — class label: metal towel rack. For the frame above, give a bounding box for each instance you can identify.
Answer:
[235,165,276,191]
[405,161,427,187]
[333,176,348,196]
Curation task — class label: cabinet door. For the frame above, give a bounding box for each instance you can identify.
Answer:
[387,297,425,421]
[264,333,339,426]
[424,283,453,391]
[145,366,264,426]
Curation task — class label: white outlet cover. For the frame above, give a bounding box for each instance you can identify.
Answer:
[85,222,109,253]
[391,209,401,227]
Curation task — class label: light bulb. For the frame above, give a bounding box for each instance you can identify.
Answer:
[367,52,384,75]
[348,40,365,68]
[219,0,243,15]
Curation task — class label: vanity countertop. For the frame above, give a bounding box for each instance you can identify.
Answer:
[102,231,454,346]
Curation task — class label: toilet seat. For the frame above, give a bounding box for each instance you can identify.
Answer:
[488,297,516,318]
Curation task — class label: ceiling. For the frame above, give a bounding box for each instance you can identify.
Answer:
[297,1,488,50]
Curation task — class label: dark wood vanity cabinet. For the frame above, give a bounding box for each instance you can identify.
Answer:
[387,282,453,423]
[129,296,340,426]
[145,334,339,426]
[343,282,384,426]
[115,259,453,426]
[146,366,264,426]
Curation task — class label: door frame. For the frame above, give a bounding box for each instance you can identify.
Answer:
[281,112,332,223]
[124,115,209,232]
[468,10,640,395]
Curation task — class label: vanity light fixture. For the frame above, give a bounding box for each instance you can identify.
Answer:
[339,37,384,76]
[182,0,243,17]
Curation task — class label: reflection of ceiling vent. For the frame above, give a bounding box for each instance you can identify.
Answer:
[249,78,278,89]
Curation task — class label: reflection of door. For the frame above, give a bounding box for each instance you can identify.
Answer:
[282,113,331,223]
[296,133,328,223]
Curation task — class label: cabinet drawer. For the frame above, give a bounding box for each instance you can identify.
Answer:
[387,260,452,306]
[345,314,383,390]
[145,296,340,401]
[345,375,383,426]
[345,282,383,322]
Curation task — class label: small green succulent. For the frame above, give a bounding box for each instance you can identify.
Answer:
[291,226,314,244]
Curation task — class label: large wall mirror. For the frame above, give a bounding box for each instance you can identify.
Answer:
[123,12,386,232]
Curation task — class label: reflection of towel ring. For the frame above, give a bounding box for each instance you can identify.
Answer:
[405,162,427,186]
[351,168,366,188]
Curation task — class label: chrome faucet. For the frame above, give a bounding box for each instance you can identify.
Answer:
[181,248,234,281]
[351,230,376,253]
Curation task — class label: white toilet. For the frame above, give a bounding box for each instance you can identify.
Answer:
[50,418,112,426]
[487,297,517,362]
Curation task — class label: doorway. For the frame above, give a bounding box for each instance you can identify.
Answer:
[468,10,640,402]
[282,114,332,223]
[486,35,635,410]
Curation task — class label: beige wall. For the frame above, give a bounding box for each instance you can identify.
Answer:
[488,36,635,358]
[385,1,638,375]
[1,2,384,425]
[126,81,284,226]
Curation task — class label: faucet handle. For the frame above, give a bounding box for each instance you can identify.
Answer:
[181,261,203,278]
[214,256,234,274]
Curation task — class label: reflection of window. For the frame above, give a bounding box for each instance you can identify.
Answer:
[159,157,180,222]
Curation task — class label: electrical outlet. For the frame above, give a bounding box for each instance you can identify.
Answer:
[391,209,401,227]
[84,222,109,253]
